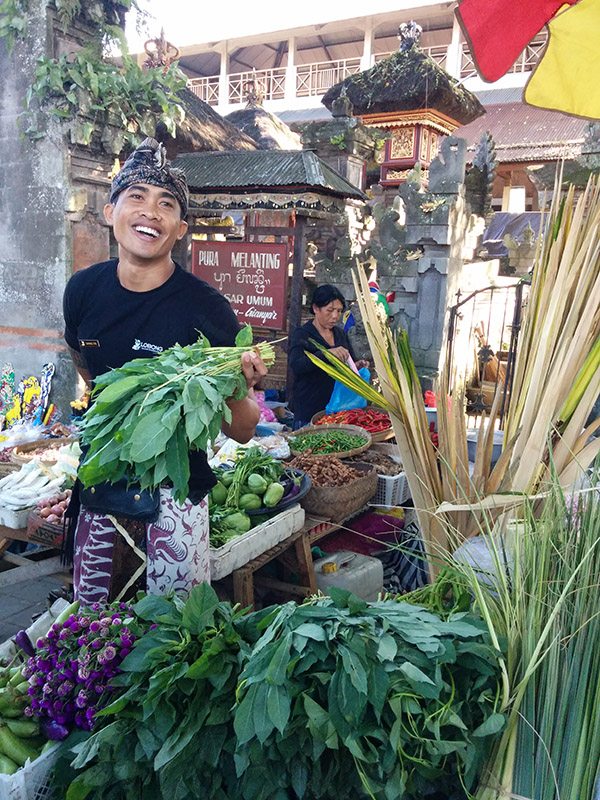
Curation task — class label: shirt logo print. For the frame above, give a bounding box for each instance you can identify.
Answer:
[132,338,163,354]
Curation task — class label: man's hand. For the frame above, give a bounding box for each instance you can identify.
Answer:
[222,349,269,444]
[241,349,268,390]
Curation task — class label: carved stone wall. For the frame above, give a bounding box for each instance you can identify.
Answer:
[361,137,485,384]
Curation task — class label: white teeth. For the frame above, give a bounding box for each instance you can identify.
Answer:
[135,226,160,238]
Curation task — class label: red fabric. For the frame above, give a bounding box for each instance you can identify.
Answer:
[320,512,405,556]
[456,0,578,82]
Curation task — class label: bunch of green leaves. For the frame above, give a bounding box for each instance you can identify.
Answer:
[23,51,187,143]
[54,587,505,800]
[53,584,252,800]
[0,0,28,54]
[399,564,472,618]
[232,590,505,800]
[78,326,275,503]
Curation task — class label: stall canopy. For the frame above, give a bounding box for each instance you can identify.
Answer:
[172,149,366,216]
[172,149,366,391]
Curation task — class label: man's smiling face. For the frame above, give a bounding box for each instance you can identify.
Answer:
[104,183,188,265]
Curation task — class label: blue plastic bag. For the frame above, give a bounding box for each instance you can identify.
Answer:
[326,368,370,414]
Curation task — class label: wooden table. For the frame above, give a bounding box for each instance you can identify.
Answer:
[0,524,69,586]
[225,510,365,609]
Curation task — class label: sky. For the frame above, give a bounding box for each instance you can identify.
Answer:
[125,0,411,51]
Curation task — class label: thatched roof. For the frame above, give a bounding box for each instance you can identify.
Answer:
[156,88,259,157]
[224,107,301,150]
[322,44,485,126]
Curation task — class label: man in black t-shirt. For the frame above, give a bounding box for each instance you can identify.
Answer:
[63,137,267,604]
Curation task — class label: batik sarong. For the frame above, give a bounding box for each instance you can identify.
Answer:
[73,487,210,606]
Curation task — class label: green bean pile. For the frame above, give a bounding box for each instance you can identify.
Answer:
[290,429,366,454]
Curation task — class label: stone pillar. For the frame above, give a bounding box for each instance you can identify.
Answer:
[0,0,75,415]
[285,36,297,104]
[296,103,375,191]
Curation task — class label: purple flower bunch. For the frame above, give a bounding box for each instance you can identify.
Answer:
[23,601,144,734]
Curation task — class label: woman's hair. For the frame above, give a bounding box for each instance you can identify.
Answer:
[311,284,345,312]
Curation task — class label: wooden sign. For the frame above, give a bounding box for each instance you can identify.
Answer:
[191,241,288,329]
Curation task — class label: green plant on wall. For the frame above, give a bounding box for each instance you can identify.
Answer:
[329,132,346,150]
[2,0,185,146]
[0,0,29,53]
[23,51,186,144]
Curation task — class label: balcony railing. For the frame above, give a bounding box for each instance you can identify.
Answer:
[229,67,287,104]
[460,35,547,79]
[187,74,220,104]
[375,44,448,70]
[186,39,545,106]
[296,57,362,97]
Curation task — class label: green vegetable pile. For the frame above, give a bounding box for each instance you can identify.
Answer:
[209,447,287,548]
[0,666,53,774]
[290,429,367,455]
[53,585,505,800]
[78,326,274,503]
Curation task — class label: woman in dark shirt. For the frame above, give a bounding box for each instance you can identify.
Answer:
[288,285,368,429]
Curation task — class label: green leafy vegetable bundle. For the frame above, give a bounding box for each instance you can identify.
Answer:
[232,589,505,800]
[55,585,505,800]
[78,326,275,503]
[53,586,247,800]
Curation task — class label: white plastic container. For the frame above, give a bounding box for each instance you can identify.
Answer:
[0,505,32,529]
[210,504,305,580]
[314,550,384,601]
[0,599,68,800]
[372,456,410,508]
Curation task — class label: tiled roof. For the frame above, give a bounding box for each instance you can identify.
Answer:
[172,149,366,199]
[456,102,587,163]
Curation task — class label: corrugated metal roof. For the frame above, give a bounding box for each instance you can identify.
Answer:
[276,108,332,124]
[456,102,586,163]
[474,87,524,105]
[172,149,366,199]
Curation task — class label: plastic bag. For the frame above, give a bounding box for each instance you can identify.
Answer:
[326,367,370,414]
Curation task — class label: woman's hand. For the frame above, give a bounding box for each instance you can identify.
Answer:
[356,359,370,370]
[328,346,350,362]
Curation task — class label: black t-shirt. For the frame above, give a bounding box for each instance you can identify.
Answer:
[288,321,356,423]
[63,259,241,500]
[63,259,240,378]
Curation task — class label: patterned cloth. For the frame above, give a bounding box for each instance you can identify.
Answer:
[377,520,430,595]
[110,137,189,217]
[73,488,209,605]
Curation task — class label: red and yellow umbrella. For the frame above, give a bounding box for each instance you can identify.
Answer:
[456,0,600,119]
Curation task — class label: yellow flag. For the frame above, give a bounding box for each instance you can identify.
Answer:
[525,0,600,119]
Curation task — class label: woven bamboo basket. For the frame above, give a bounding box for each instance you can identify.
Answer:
[310,408,393,443]
[300,462,378,521]
[11,437,74,465]
[286,424,371,459]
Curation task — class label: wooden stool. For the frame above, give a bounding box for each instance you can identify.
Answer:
[232,527,316,608]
